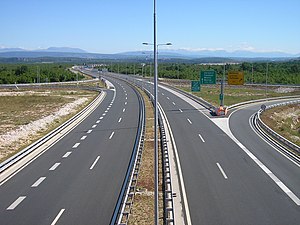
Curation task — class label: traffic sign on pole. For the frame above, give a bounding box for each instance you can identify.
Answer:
[200,70,216,84]
[191,80,201,92]
[228,71,244,85]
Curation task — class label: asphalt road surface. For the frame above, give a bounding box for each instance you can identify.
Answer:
[0,76,141,225]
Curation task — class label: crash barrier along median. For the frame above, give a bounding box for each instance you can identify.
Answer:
[257,99,300,155]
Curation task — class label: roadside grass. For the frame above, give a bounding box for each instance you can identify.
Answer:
[0,88,98,163]
[261,104,300,147]
[178,85,300,107]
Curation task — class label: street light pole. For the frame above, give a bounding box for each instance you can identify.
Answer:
[153,0,159,223]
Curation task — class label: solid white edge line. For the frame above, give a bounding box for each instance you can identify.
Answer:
[7,196,26,210]
[198,134,205,143]
[216,163,228,179]
[62,152,72,158]
[49,163,60,171]
[80,136,87,140]
[31,177,46,187]
[90,156,101,170]
[187,118,192,124]
[72,143,80,148]
[51,209,65,225]
[109,131,115,139]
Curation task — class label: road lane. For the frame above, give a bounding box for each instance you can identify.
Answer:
[0,75,141,225]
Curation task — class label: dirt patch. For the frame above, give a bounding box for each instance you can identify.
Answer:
[0,89,97,162]
[261,103,300,146]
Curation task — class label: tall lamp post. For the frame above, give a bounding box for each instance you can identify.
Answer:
[143,41,172,225]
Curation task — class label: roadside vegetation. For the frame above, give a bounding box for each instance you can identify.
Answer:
[106,61,300,85]
[0,63,84,84]
[261,104,300,147]
[0,88,98,163]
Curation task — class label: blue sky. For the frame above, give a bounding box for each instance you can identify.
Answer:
[1,0,300,54]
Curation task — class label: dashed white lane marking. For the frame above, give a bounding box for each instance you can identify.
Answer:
[198,134,205,143]
[125,102,127,105]
[167,97,170,100]
[81,135,87,140]
[87,130,92,134]
[217,163,228,179]
[105,110,108,113]
[162,93,165,95]
[102,113,106,116]
[96,120,100,124]
[49,163,60,171]
[99,116,104,120]
[109,131,115,139]
[63,151,72,158]
[90,156,101,170]
[126,97,128,100]
[51,209,65,225]
[72,143,80,148]
[118,118,122,123]
[179,109,183,113]
[7,196,26,210]
[31,177,46,187]
[92,125,97,128]
[187,118,192,124]
[172,102,176,105]
[123,108,126,112]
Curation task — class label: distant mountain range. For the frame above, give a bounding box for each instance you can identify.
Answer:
[0,47,299,61]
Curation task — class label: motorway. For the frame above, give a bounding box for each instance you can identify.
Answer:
[125,75,300,225]
[0,75,141,224]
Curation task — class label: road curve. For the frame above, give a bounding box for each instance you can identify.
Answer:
[0,75,141,225]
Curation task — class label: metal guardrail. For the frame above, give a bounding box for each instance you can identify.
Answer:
[256,100,300,155]
[143,87,175,224]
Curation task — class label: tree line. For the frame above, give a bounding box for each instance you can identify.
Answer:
[104,61,300,85]
[0,63,83,84]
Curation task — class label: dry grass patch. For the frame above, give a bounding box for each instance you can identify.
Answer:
[0,88,97,162]
[261,104,300,146]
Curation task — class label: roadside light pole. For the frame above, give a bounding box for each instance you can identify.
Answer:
[143,7,172,222]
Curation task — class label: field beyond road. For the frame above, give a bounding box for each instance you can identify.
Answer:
[0,88,98,163]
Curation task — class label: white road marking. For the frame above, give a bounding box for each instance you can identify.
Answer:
[72,143,80,148]
[179,109,183,113]
[126,97,128,100]
[123,108,126,112]
[90,156,101,170]
[162,93,165,95]
[87,130,92,134]
[96,120,100,124]
[172,102,176,105]
[102,113,106,116]
[118,118,122,123]
[167,97,170,100]
[62,151,72,158]
[125,102,127,105]
[105,110,108,113]
[92,125,97,128]
[49,163,60,171]
[51,209,65,225]
[7,196,26,210]
[99,117,104,120]
[109,131,115,139]
[187,118,192,124]
[31,177,46,187]
[217,163,228,179]
[81,136,87,140]
[198,134,205,143]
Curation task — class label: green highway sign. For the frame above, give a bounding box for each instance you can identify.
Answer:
[200,70,216,84]
[191,80,201,92]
